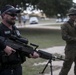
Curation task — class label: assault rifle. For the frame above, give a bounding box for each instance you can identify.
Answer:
[8,35,65,75]
[0,35,64,75]
[6,35,64,61]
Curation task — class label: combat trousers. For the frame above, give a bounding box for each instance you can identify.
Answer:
[0,64,22,75]
[59,49,76,75]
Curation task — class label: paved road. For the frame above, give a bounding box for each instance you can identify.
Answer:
[16,22,63,30]
[15,17,64,30]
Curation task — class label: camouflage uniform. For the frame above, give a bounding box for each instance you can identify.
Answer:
[59,7,76,75]
[59,20,76,75]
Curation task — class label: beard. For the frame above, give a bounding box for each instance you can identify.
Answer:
[6,19,15,25]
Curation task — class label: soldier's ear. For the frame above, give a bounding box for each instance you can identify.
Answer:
[1,13,6,19]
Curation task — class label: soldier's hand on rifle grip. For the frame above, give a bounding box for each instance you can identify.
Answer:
[4,46,16,56]
[29,52,39,58]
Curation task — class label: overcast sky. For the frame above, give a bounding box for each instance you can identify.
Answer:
[73,0,76,3]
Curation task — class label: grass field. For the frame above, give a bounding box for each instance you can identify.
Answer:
[19,28,65,49]
[18,28,65,75]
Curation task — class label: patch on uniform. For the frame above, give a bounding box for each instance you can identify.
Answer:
[4,31,11,34]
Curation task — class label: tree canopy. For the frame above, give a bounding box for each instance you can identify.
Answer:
[0,0,73,17]
[37,0,73,17]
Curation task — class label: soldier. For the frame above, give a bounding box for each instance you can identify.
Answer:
[59,8,76,75]
[0,5,39,75]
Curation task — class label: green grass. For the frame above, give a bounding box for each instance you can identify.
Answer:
[45,24,61,26]
[18,28,65,75]
[19,28,65,49]
[22,58,61,75]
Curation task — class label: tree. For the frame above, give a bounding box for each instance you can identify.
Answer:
[37,0,73,17]
[0,0,26,9]
[0,0,73,17]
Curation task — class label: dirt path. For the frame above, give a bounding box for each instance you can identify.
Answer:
[40,46,74,75]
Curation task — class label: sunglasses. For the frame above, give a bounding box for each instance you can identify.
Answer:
[6,13,17,17]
